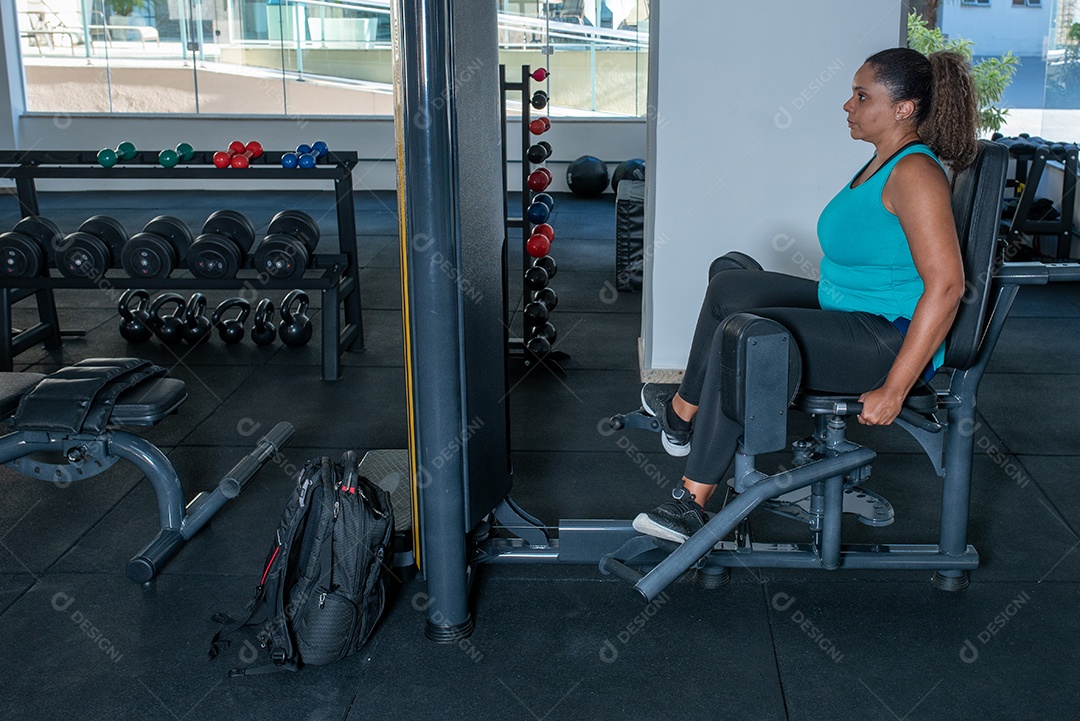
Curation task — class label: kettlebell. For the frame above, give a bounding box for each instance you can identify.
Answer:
[212,297,251,344]
[278,290,313,347]
[182,292,213,345]
[149,292,187,345]
[250,298,277,346]
[117,289,153,343]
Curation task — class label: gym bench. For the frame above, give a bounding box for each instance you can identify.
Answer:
[0,358,294,584]
[598,140,1080,601]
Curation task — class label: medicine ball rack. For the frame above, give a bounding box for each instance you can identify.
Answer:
[499,64,570,375]
[0,149,364,380]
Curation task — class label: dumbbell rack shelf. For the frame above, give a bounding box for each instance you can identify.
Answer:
[499,64,569,376]
[0,150,364,380]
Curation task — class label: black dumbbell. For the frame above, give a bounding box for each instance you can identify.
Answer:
[526,335,551,358]
[523,300,549,327]
[532,255,557,280]
[534,287,558,311]
[0,216,63,277]
[250,299,277,346]
[252,210,320,279]
[278,290,313,347]
[212,297,251,344]
[524,286,558,326]
[55,215,127,278]
[117,289,153,343]
[531,90,548,110]
[188,210,256,279]
[525,287,558,354]
[524,265,549,291]
[527,143,551,165]
[182,293,212,345]
[535,322,557,344]
[149,292,187,345]
[122,216,192,279]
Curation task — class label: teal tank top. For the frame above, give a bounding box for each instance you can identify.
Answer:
[816,142,947,370]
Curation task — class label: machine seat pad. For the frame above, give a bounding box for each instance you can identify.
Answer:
[793,381,937,416]
[0,373,48,419]
[11,358,178,434]
[109,377,187,427]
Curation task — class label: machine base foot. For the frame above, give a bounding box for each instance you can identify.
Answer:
[932,570,969,592]
[425,615,475,643]
[694,566,730,589]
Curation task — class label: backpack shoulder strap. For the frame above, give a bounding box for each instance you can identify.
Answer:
[209,461,321,667]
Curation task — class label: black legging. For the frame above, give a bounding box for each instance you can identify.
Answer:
[679,268,906,485]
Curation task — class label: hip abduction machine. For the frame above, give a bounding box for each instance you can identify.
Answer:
[601,140,1080,601]
[0,358,294,583]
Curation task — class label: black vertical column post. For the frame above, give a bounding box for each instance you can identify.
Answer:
[392,0,474,641]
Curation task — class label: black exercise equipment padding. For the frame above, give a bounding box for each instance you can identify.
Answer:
[614,179,644,290]
[719,312,802,455]
[945,140,1009,370]
[12,358,172,433]
[0,372,47,417]
[108,377,187,426]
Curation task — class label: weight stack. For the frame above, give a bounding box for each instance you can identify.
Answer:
[615,179,645,291]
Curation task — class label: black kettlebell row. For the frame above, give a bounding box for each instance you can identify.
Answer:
[118,290,312,347]
[1,209,320,281]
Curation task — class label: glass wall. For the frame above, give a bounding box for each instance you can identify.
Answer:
[14,0,649,116]
[934,0,1080,139]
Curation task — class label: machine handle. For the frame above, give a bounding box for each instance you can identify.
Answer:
[833,402,942,433]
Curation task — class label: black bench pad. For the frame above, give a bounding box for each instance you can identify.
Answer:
[109,377,187,426]
[0,373,48,418]
[1,362,187,431]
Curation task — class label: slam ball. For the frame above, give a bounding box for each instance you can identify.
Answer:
[611,158,646,194]
[566,155,609,198]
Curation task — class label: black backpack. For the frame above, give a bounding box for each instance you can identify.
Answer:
[210,451,394,675]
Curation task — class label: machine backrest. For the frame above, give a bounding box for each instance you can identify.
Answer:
[943,140,1008,371]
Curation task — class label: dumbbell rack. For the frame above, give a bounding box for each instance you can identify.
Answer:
[499,64,570,375]
[998,137,1079,260]
[0,149,364,381]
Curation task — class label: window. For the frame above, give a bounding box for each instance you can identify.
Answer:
[15,0,651,117]
[961,0,991,6]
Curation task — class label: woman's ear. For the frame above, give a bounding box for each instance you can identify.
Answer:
[896,99,917,122]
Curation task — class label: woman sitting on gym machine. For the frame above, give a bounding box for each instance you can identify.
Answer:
[634,47,980,543]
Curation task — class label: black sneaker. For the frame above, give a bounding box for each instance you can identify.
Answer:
[632,488,707,543]
[640,383,691,457]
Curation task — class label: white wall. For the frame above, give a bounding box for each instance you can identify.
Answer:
[940,1,1051,56]
[643,0,904,372]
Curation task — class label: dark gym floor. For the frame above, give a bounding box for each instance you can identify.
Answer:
[1,188,1079,721]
